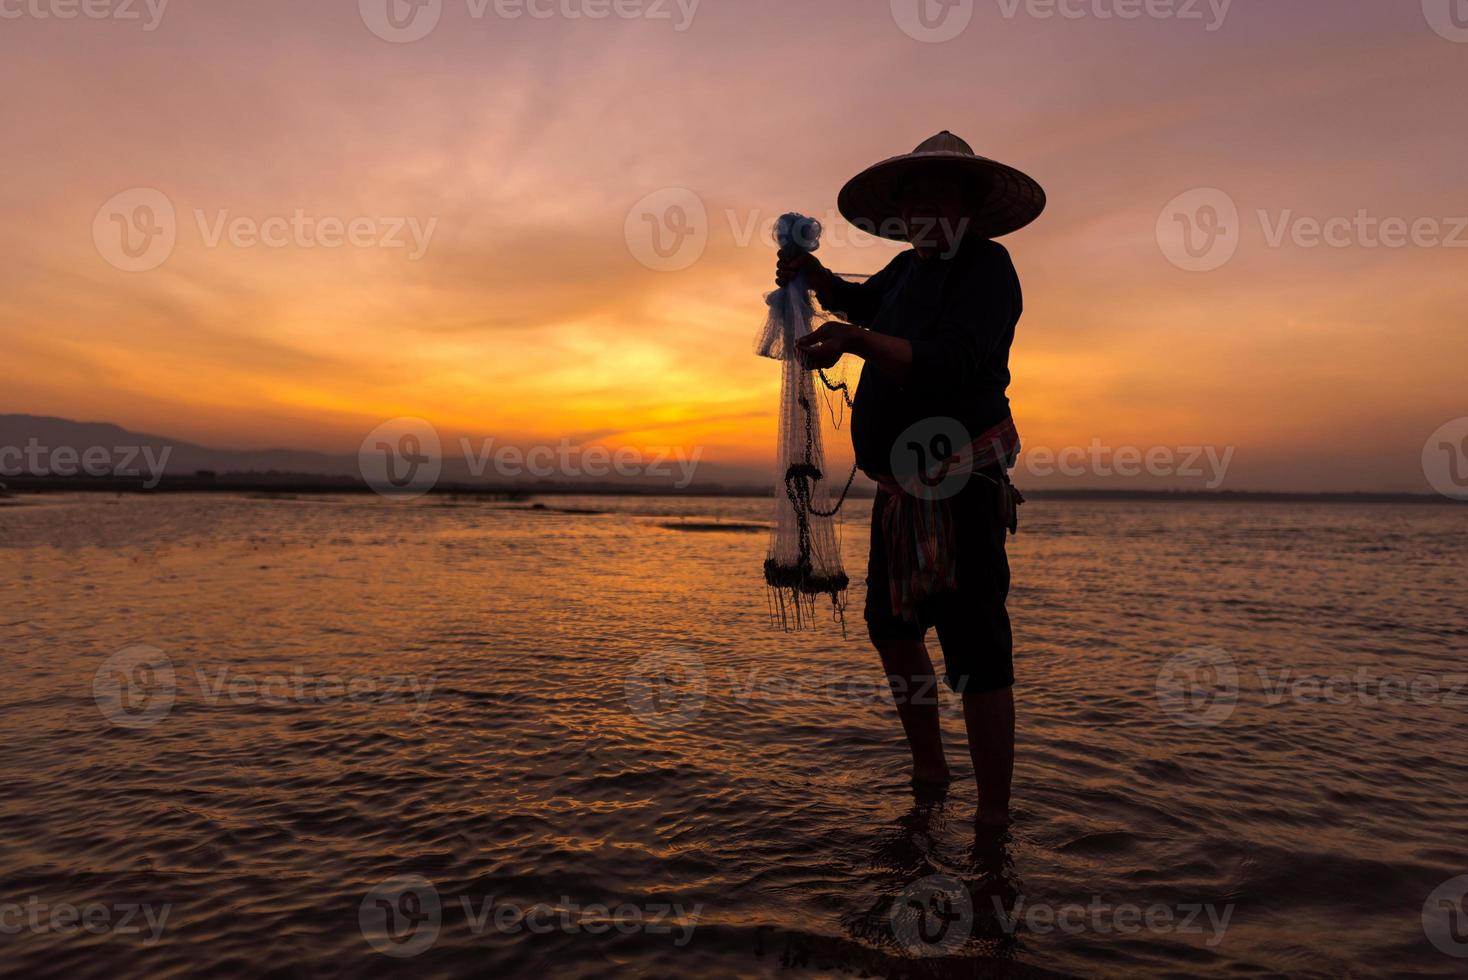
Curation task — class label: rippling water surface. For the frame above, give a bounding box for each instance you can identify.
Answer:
[2,493,1466,978]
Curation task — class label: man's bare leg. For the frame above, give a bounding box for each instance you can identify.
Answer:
[875,639,950,784]
[962,686,1014,826]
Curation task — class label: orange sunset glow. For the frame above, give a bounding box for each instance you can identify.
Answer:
[7,6,1468,979]
[3,1,1466,491]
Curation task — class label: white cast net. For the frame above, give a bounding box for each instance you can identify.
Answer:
[754,213,851,629]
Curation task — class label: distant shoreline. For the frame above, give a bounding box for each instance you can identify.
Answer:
[0,474,1459,505]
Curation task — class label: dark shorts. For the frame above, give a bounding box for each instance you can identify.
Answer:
[864,476,1014,693]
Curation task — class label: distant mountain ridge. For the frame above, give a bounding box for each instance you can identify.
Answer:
[3,414,1457,501]
[0,413,769,490]
[0,413,363,478]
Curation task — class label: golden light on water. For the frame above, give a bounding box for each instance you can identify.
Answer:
[2,3,1466,489]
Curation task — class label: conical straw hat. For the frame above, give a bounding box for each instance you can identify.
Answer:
[837,131,1046,241]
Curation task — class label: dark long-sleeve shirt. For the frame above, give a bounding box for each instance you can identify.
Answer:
[819,237,1023,477]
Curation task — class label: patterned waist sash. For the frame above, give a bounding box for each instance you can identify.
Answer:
[870,416,1020,621]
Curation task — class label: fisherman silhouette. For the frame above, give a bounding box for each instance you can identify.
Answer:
[777,132,1044,827]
